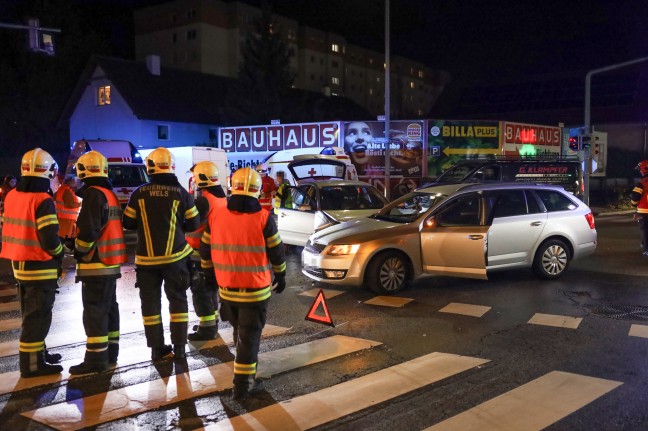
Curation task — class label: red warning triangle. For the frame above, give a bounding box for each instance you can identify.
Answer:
[305,288,335,327]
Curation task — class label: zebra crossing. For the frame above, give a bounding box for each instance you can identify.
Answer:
[0,276,640,430]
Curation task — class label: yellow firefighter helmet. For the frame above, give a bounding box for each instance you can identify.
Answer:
[145,147,175,175]
[231,167,262,198]
[190,161,220,188]
[76,150,108,179]
[21,148,58,179]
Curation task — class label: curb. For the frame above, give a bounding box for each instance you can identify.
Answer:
[592,209,635,217]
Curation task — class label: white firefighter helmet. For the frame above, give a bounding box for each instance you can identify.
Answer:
[145,147,175,175]
[190,161,220,188]
[76,150,108,179]
[231,167,262,198]
[21,148,58,179]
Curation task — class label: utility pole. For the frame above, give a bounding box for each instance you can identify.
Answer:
[384,0,391,200]
[0,18,61,55]
[583,55,648,205]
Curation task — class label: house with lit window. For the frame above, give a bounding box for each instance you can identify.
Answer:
[58,55,371,150]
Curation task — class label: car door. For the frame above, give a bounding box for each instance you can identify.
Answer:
[420,192,488,279]
[484,189,547,267]
[277,186,322,247]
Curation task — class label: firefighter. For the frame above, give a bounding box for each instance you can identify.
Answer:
[631,160,648,256]
[200,166,286,400]
[69,151,127,374]
[123,147,200,361]
[256,164,277,212]
[185,161,227,341]
[54,176,81,250]
[0,148,64,378]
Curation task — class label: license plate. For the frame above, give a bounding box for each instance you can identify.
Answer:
[302,252,317,267]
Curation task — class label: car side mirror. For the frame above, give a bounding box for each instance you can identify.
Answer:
[423,215,437,230]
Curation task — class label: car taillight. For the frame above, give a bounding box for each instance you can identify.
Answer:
[584,212,595,229]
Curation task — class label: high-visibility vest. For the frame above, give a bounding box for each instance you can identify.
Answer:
[185,191,227,250]
[634,177,648,214]
[0,190,56,261]
[209,207,271,290]
[54,184,81,221]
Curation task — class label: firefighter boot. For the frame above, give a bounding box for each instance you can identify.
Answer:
[151,345,173,361]
[232,375,265,400]
[174,344,186,359]
[69,351,109,375]
[20,351,63,378]
[108,344,119,364]
[188,325,219,341]
[44,348,62,364]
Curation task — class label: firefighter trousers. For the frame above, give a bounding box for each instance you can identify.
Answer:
[80,277,119,362]
[136,258,190,347]
[220,296,268,383]
[17,279,57,351]
[189,259,218,328]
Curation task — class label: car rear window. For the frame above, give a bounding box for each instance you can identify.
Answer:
[534,189,578,212]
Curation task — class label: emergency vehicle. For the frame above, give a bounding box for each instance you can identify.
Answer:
[262,147,358,185]
[65,140,148,208]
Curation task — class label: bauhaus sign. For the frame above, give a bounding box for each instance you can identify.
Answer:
[219,122,341,152]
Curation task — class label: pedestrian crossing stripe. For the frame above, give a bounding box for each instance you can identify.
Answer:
[425,371,622,431]
[0,324,290,396]
[439,302,491,317]
[22,335,382,431]
[528,313,582,329]
[0,301,20,313]
[298,288,345,298]
[629,324,648,338]
[363,295,413,307]
[203,352,489,431]
[0,287,17,297]
[305,288,334,327]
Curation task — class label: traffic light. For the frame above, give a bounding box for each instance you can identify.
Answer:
[569,136,581,151]
[581,135,591,149]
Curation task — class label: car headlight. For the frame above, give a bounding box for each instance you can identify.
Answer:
[326,244,360,256]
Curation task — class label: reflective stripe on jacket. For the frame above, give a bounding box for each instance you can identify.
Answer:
[186,191,227,250]
[54,184,81,220]
[209,207,271,291]
[0,190,57,262]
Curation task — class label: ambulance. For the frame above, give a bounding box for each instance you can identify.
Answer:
[65,140,148,208]
[262,146,358,185]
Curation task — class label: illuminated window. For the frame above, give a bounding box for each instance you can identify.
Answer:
[417,109,423,116]
[331,43,339,52]
[410,81,415,89]
[376,76,381,83]
[158,125,169,140]
[418,70,423,78]
[369,88,373,95]
[331,76,340,85]
[97,86,111,106]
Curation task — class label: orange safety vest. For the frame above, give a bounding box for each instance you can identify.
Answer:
[185,191,227,250]
[636,177,648,214]
[209,207,271,289]
[0,190,56,262]
[258,176,276,211]
[94,187,128,265]
[54,184,81,221]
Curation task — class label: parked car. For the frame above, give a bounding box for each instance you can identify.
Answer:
[302,182,597,294]
[421,157,584,201]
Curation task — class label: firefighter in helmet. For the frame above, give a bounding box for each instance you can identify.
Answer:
[69,151,128,374]
[123,147,200,361]
[0,148,64,378]
[185,161,227,341]
[199,166,286,400]
[255,163,277,212]
[631,160,648,256]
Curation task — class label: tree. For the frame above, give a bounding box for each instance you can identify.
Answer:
[233,2,295,123]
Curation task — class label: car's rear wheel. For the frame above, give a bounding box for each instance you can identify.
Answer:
[532,239,570,279]
[366,251,409,294]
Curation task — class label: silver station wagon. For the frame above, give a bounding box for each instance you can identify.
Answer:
[302,183,597,293]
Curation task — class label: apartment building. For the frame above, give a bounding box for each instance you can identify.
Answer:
[134,0,450,118]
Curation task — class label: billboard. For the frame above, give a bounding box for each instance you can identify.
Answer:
[501,122,561,157]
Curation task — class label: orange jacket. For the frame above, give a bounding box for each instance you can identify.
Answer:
[185,191,227,250]
[258,176,277,211]
[0,191,57,262]
[208,207,272,290]
[54,184,81,221]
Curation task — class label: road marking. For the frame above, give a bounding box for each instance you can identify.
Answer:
[298,288,345,298]
[364,296,414,307]
[528,313,582,329]
[0,301,20,312]
[0,324,289,396]
[425,371,622,431]
[204,352,489,431]
[22,335,382,431]
[629,324,648,338]
[0,287,17,297]
[439,302,491,317]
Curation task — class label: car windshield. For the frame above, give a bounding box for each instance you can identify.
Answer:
[320,185,388,211]
[373,191,447,223]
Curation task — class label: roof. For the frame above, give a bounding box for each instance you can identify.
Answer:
[58,55,371,128]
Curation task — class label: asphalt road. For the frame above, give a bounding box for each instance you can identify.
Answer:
[0,212,647,430]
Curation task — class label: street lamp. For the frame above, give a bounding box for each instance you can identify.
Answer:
[583,55,648,205]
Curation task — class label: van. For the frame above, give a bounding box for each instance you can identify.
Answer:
[263,146,358,185]
[138,146,229,194]
[65,140,149,208]
[426,157,584,200]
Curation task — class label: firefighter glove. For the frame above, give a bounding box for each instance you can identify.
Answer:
[272,273,286,294]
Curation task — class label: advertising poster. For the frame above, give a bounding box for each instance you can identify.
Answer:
[426,119,500,178]
[501,122,562,157]
[342,120,425,196]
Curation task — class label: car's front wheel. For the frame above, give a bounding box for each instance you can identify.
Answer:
[532,239,570,279]
[366,251,410,294]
